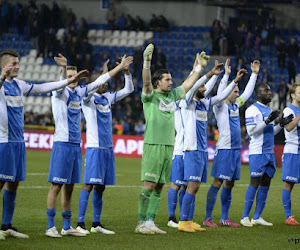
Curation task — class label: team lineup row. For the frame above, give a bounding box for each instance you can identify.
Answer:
[0,44,298,239]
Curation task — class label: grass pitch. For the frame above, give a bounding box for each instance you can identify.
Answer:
[0,150,299,249]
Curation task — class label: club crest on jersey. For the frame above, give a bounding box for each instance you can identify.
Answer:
[195,110,207,121]
[159,99,175,112]
[96,104,110,113]
[230,109,239,117]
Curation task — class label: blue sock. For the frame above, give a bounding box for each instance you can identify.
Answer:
[221,186,232,220]
[2,190,16,225]
[242,185,257,218]
[47,208,56,229]
[205,185,219,219]
[62,210,72,230]
[179,189,186,213]
[78,190,90,223]
[167,188,178,218]
[282,189,292,219]
[92,189,103,223]
[253,186,269,220]
[188,198,195,221]
[180,192,194,221]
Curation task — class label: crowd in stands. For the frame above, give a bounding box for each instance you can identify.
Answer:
[1,1,299,140]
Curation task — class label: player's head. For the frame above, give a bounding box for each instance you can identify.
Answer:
[152,69,172,93]
[0,49,20,79]
[65,66,78,89]
[289,83,300,105]
[195,84,207,99]
[226,85,240,104]
[255,83,272,104]
[91,72,108,94]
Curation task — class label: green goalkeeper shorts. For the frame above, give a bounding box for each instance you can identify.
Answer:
[141,143,173,183]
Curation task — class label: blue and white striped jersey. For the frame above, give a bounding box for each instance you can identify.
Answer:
[245,102,274,154]
[283,104,300,154]
[82,74,133,148]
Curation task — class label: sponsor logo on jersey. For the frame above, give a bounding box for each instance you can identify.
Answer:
[230,109,239,117]
[195,110,207,121]
[251,171,263,176]
[90,178,103,183]
[68,101,81,110]
[145,172,158,178]
[286,176,298,181]
[0,174,13,180]
[219,174,231,180]
[53,177,67,182]
[96,104,111,113]
[6,96,23,107]
[159,100,175,112]
[246,117,255,124]
[189,176,201,180]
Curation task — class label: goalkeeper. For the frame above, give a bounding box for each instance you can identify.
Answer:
[135,43,210,234]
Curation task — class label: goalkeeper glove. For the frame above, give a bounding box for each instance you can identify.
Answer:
[143,43,154,69]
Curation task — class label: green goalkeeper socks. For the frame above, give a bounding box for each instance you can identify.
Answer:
[138,188,152,221]
[146,190,161,221]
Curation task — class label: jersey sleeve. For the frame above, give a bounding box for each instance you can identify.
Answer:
[174,86,185,101]
[283,107,293,118]
[15,78,34,96]
[103,92,117,105]
[141,90,154,103]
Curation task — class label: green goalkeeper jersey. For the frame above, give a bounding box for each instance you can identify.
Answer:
[141,86,185,145]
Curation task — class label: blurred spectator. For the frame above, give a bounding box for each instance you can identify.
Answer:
[125,15,137,30]
[45,28,57,57]
[277,79,289,110]
[234,58,247,89]
[51,1,62,29]
[136,16,146,31]
[0,0,10,34]
[133,46,143,81]
[266,12,276,46]
[233,23,246,57]
[77,17,88,40]
[80,53,94,73]
[116,13,126,30]
[64,8,76,28]
[219,23,229,56]
[253,35,262,59]
[153,48,167,72]
[287,38,299,61]
[276,38,287,71]
[114,119,123,135]
[259,67,273,85]
[30,19,40,51]
[134,119,145,136]
[287,59,296,84]
[244,31,254,60]
[157,15,169,32]
[254,8,265,34]
[106,4,116,29]
[121,119,130,135]
[210,19,221,55]
[15,5,26,34]
[149,14,159,31]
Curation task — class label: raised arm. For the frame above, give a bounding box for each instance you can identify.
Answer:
[86,55,133,93]
[115,63,134,102]
[142,43,154,95]
[30,70,90,94]
[217,59,231,94]
[0,63,13,89]
[238,60,260,106]
[204,60,224,97]
[180,51,210,93]
[54,53,68,95]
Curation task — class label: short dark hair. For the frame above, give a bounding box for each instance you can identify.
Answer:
[254,83,269,96]
[152,69,170,89]
[0,49,19,65]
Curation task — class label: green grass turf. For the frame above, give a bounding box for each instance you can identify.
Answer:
[0,150,300,249]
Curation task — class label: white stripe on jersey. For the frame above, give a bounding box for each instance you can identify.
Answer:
[5,96,23,107]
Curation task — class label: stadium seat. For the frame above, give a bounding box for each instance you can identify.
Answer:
[119,38,128,47]
[88,29,97,39]
[96,29,104,38]
[31,72,40,82]
[18,72,25,79]
[112,30,121,38]
[27,57,35,65]
[127,39,135,47]
[32,105,41,114]
[35,57,43,64]
[48,73,57,81]
[41,105,51,114]
[42,97,51,107]
[29,49,38,58]
[137,31,145,39]
[49,65,59,73]
[23,72,32,81]
[120,30,128,38]
[20,56,29,64]
[111,38,120,46]
[34,65,42,72]
[102,38,111,46]
[41,65,50,73]
[24,104,33,113]
[128,31,137,39]
[103,30,112,38]
[40,73,48,82]
[136,39,144,47]
[145,31,153,40]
